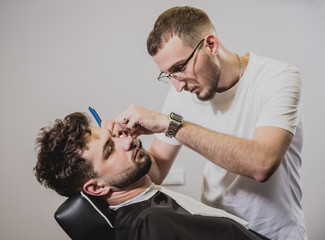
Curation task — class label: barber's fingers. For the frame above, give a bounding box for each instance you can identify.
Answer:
[114,105,168,136]
[128,128,143,138]
[110,118,143,139]
[101,120,123,137]
[118,113,148,137]
[115,112,129,125]
[121,115,129,124]
[101,120,113,130]
[126,116,139,130]
[115,105,143,125]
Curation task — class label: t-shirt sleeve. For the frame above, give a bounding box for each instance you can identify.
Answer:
[256,65,303,135]
[155,87,182,145]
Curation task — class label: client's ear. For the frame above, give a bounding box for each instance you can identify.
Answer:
[83,179,111,196]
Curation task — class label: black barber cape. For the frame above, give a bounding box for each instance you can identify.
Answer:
[112,191,269,240]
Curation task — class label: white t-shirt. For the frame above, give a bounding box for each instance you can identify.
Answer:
[156,52,307,240]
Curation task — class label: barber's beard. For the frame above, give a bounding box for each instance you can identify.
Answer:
[196,54,220,101]
[105,153,152,190]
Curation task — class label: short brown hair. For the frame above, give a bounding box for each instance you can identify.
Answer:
[147,6,215,56]
[34,112,97,197]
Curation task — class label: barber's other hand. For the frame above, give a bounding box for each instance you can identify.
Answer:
[115,105,169,138]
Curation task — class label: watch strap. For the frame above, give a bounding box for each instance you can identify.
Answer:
[165,112,183,138]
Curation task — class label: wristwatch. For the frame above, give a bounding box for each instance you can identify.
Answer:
[165,112,183,138]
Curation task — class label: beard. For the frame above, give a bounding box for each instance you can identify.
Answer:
[104,151,152,190]
[196,53,221,101]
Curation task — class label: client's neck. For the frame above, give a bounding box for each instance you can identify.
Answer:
[106,175,153,205]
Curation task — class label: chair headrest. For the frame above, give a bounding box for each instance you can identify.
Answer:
[55,192,115,240]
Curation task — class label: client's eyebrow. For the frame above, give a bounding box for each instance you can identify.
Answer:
[107,129,115,137]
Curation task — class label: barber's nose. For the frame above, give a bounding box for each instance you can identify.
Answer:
[171,79,186,92]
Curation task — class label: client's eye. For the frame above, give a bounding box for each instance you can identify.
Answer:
[106,145,114,158]
[109,146,113,155]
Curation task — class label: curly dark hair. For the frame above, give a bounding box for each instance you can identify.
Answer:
[147,6,216,56]
[34,112,98,197]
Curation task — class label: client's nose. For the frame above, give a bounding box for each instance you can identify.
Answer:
[119,136,135,151]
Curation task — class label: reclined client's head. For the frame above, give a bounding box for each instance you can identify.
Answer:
[34,112,152,199]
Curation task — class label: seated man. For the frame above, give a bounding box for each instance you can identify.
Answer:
[34,112,268,240]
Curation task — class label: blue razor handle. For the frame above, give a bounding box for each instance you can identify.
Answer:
[88,106,102,127]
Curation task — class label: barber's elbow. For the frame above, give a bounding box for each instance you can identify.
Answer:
[253,156,281,182]
[148,169,166,185]
[254,170,273,183]
[151,177,164,185]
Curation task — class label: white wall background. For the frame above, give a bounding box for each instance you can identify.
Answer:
[1,0,324,239]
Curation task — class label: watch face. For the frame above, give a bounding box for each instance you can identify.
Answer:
[166,112,183,138]
[170,112,183,122]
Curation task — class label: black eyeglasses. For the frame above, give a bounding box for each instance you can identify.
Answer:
[157,39,204,84]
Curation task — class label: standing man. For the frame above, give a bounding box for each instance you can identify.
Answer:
[111,6,307,239]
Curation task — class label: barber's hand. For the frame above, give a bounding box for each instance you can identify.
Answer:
[101,120,124,137]
[114,105,169,138]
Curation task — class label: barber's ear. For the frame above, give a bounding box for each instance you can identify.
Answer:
[83,178,111,196]
[204,35,219,56]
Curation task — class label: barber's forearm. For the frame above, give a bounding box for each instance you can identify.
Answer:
[113,105,287,181]
[147,154,163,184]
[147,151,174,184]
[175,121,283,182]
[147,138,181,184]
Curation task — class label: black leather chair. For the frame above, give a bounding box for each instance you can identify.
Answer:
[55,192,115,240]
